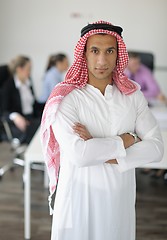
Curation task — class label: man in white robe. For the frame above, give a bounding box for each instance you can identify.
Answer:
[41,21,164,240]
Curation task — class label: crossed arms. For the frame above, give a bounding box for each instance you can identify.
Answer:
[52,90,163,171]
[73,122,141,164]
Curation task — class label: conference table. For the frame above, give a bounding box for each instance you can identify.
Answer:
[24,127,46,239]
[143,106,167,169]
[24,106,167,239]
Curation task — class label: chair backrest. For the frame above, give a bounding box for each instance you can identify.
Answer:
[0,65,11,114]
[0,65,11,88]
[0,65,12,140]
[128,51,154,72]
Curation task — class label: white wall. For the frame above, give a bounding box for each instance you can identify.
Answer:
[0,0,167,97]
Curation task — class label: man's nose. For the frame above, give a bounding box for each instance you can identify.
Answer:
[97,53,107,65]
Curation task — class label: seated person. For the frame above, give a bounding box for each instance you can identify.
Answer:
[125,52,167,178]
[2,55,44,144]
[124,51,167,106]
[39,53,69,103]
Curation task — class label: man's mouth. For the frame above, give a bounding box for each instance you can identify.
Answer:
[95,67,108,71]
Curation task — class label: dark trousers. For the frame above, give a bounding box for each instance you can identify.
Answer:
[10,117,40,144]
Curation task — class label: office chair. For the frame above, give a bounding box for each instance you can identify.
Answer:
[0,118,44,179]
[0,65,11,87]
[128,51,154,72]
[0,121,27,178]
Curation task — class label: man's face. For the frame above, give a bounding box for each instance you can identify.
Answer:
[85,34,117,82]
[16,61,31,82]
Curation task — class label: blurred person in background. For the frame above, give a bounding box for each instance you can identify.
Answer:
[2,55,44,144]
[124,51,167,106]
[125,51,167,178]
[39,53,69,103]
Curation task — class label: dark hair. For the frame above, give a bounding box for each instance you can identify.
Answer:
[128,51,140,59]
[9,55,30,74]
[46,53,67,71]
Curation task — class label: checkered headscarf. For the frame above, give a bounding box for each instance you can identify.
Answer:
[40,20,137,214]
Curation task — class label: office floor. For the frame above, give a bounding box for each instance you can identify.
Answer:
[0,142,167,240]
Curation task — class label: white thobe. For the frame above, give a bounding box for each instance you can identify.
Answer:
[51,84,163,240]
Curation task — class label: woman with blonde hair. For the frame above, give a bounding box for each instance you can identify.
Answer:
[2,55,43,144]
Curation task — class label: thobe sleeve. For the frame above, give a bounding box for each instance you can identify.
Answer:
[52,94,126,167]
[116,90,164,172]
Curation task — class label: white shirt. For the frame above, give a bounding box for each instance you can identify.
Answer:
[51,84,163,240]
[10,77,34,120]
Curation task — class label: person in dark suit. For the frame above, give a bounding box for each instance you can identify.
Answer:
[2,55,44,144]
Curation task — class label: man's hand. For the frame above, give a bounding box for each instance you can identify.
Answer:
[157,93,167,104]
[105,159,118,164]
[13,114,29,132]
[119,133,141,149]
[73,122,93,141]
[106,134,141,165]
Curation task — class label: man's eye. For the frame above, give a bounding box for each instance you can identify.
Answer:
[107,49,113,54]
[92,49,98,54]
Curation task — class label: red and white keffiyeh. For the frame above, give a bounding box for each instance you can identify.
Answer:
[40,20,138,214]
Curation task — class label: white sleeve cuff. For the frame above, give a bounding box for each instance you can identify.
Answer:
[114,136,127,159]
[9,112,19,121]
[116,156,128,173]
[114,136,128,172]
